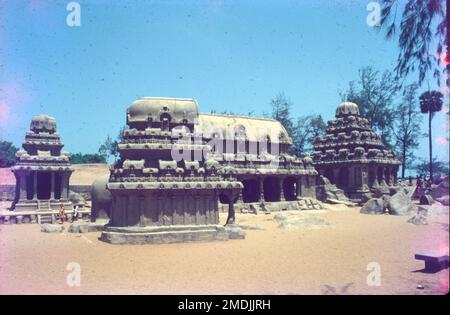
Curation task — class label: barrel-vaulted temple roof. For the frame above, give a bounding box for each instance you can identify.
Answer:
[126,97,292,144]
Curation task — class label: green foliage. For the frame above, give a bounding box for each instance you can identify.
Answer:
[98,127,125,162]
[419,90,444,114]
[291,114,326,157]
[391,84,423,177]
[413,157,449,178]
[69,152,106,164]
[270,92,295,138]
[380,0,447,86]
[269,93,326,157]
[0,140,18,167]
[342,66,399,146]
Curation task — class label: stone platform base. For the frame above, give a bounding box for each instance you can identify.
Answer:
[232,198,323,214]
[100,224,232,245]
[13,199,73,212]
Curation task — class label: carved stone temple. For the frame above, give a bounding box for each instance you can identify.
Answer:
[100,98,243,244]
[10,115,73,221]
[100,97,319,244]
[312,102,401,201]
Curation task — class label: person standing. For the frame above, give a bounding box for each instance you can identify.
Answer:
[71,204,79,223]
[58,203,66,224]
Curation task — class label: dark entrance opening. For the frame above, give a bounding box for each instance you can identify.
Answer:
[37,172,51,200]
[338,167,349,188]
[324,168,334,184]
[263,177,280,202]
[242,179,259,203]
[283,177,297,201]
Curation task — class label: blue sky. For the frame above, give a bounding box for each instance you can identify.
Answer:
[0,0,448,165]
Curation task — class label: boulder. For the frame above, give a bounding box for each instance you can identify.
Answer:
[41,223,64,233]
[436,195,449,206]
[69,191,86,207]
[316,176,350,204]
[429,179,450,200]
[360,196,390,214]
[224,224,246,239]
[370,186,390,198]
[407,207,428,225]
[274,214,330,230]
[387,190,417,215]
[68,221,106,233]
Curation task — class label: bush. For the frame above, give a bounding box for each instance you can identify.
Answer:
[0,141,18,167]
[69,153,107,164]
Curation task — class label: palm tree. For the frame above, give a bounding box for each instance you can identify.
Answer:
[419,90,444,179]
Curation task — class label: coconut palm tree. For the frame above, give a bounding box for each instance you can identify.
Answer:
[419,90,444,179]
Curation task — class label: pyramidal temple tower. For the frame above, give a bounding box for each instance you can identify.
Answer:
[312,102,400,201]
[11,115,73,216]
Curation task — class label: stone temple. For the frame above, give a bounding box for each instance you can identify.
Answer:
[312,102,400,201]
[100,97,319,244]
[10,115,73,222]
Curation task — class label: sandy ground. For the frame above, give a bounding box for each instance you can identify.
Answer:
[0,202,448,295]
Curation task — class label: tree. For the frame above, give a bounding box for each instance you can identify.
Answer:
[419,90,444,179]
[0,141,18,167]
[342,67,399,146]
[270,92,294,138]
[414,157,449,178]
[70,153,107,164]
[98,127,125,162]
[390,84,423,178]
[291,114,326,157]
[379,0,447,86]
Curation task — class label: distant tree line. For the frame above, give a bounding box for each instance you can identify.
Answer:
[0,141,18,167]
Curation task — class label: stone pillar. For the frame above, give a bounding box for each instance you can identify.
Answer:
[50,172,55,199]
[295,177,301,199]
[19,172,27,200]
[61,173,68,200]
[226,194,235,225]
[362,167,368,186]
[259,177,265,202]
[379,167,387,186]
[237,189,243,203]
[279,177,285,201]
[371,167,379,187]
[33,171,37,199]
[393,168,398,185]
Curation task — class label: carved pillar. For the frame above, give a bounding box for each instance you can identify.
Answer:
[279,177,285,201]
[259,177,265,202]
[33,171,38,200]
[50,172,55,199]
[194,194,200,225]
[393,167,398,185]
[295,177,301,199]
[157,195,164,225]
[19,172,27,200]
[379,167,387,186]
[61,173,68,200]
[371,166,379,187]
[226,194,235,225]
